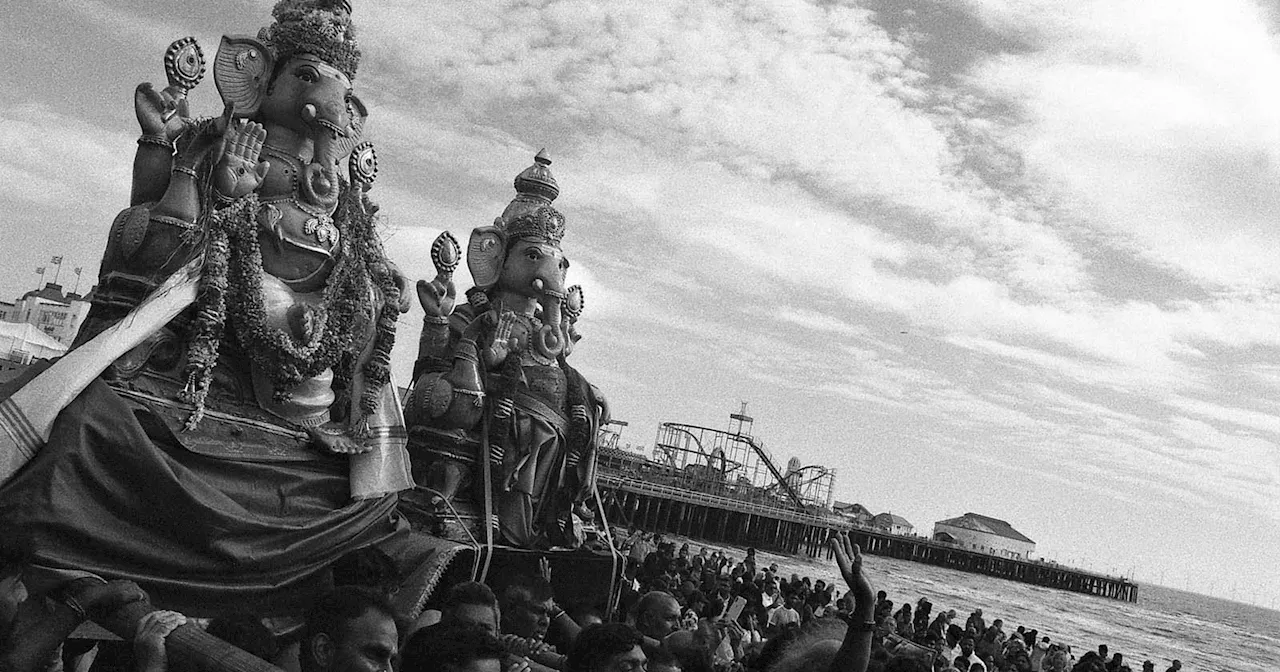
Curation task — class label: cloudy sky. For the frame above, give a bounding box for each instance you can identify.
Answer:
[4,0,1280,608]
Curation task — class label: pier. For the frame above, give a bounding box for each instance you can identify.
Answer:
[598,474,1138,602]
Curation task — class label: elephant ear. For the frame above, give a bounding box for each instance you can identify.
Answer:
[467,222,506,290]
[213,35,274,118]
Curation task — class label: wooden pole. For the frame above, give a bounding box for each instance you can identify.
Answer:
[96,601,284,672]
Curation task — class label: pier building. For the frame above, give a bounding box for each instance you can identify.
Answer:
[934,513,1036,560]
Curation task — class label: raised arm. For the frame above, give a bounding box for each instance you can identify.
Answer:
[827,533,874,672]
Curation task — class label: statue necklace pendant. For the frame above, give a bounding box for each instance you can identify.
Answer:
[260,144,339,247]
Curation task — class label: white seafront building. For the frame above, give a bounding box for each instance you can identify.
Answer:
[932,512,1035,560]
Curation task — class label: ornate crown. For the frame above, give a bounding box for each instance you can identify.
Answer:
[500,150,561,226]
[506,206,566,245]
[260,0,361,80]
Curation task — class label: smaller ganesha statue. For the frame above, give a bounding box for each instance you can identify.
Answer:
[406,151,607,549]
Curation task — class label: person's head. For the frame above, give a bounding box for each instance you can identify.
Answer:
[1098,645,1108,657]
[635,591,681,640]
[401,624,505,672]
[1141,662,1154,672]
[499,575,556,640]
[440,581,500,635]
[646,647,682,672]
[301,587,399,672]
[877,590,888,602]
[958,636,975,656]
[1169,661,1181,671]
[663,628,715,672]
[567,623,646,672]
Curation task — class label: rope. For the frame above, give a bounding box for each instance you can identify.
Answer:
[594,486,625,620]
[478,412,496,583]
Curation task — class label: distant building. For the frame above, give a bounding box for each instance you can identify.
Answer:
[0,322,67,381]
[832,501,875,526]
[872,512,914,536]
[5,283,92,345]
[933,513,1035,560]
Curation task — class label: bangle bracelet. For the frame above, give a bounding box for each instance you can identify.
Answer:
[138,134,172,148]
[172,165,199,179]
[423,315,450,325]
[61,594,89,621]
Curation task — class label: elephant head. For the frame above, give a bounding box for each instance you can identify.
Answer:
[468,206,571,360]
[213,35,367,210]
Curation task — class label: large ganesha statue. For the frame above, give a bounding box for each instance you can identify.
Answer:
[406,152,608,549]
[0,0,422,616]
[88,0,407,454]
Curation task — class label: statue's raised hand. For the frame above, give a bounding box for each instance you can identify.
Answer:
[417,231,461,318]
[134,82,190,142]
[484,310,520,367]
[213,119,269,202]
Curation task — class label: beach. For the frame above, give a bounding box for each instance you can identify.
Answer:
[662,535,1280,671]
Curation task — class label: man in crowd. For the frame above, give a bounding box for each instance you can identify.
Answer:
[440,582,501,635]
[1,544,149,672]
[766,594,800,637]
[953,635,986,672]
[565,623,645,672]
[965,609,985,635]
[633,591,681,655]
[499,576,572,670]
[301,587,399,672]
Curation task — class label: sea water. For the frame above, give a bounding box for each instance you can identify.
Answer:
[663,536,1280,670]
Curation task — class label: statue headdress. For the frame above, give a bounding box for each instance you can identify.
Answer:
[259,0,361,80]
[500,149,565,244]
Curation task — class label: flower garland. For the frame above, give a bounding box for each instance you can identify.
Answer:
[181,182,398,432]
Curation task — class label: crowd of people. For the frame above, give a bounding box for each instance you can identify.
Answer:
[614,530,1185,672]
[0,530,1186,672]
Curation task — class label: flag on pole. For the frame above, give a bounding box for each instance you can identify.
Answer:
[74,267,83,276]
[50,256,63,264]
[35,267,45,274]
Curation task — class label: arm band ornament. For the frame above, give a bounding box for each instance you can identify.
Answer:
[172,165,199,179]
[138,134,174,149]
[423,315,450,325]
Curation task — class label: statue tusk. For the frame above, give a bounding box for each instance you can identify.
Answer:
[302,103,318,121]
[531,278,544,293]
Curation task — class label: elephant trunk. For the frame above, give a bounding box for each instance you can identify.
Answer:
[532,278,565,360]
[299,114,345,210]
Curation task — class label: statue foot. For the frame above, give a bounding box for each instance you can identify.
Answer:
[307,422,372,454]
